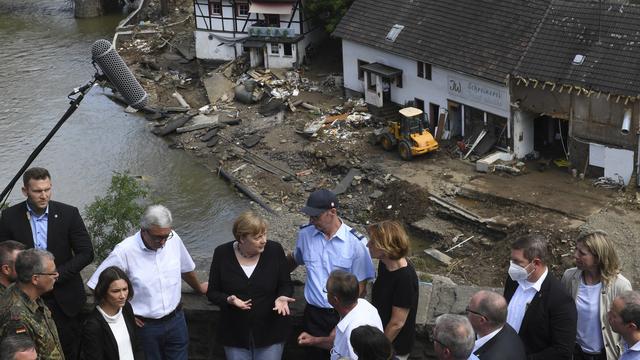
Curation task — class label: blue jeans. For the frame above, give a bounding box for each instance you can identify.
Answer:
[138,309,189,360]
[224,342,284,360]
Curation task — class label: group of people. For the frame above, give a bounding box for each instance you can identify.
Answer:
[431,232,640,360]
[0,167,639,360]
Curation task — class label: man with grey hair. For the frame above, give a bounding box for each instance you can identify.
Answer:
[0,240,26,294]
[0,249,63,360]
[0,334,37,360]
[433,314,478,360]
[299,270,382,360]
[608,290,640,359]
[466,290,526,360]
[504,234,576,360]
[87,204,208,360]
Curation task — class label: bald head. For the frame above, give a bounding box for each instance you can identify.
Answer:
[467,290,508,336]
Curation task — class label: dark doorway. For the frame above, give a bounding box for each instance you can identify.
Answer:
[429,103,439,133]
[382,79,391,103]
[264,14,280,27]
[533,115,569,158]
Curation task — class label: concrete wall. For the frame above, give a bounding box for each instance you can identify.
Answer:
[341,40,511,119]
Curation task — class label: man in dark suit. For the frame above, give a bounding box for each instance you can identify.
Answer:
[0,167,94,360]
[467,290,526,360]
[503,234,576,360]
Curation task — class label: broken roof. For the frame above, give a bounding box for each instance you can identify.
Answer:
[513,0,640,97]
[333,0,640,96]
[333,0,550,85]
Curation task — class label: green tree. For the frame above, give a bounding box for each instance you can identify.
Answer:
[85,172,148,262]
[305,0,354,33]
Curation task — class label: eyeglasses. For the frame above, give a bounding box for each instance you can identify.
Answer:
[34,271,58,277]
[144,230,173,243]
[465,307,486,318]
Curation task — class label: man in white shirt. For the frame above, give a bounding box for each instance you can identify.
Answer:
[323,270,382,360]
[466,290,526,360]
[608,291,640,360]
[432,314,478,360]
[503,234,576,360]
[87,205,207,360]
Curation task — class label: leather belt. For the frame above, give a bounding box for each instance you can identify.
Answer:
[138,304,182,323]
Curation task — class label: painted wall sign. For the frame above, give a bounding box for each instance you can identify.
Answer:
[447,75,506,110]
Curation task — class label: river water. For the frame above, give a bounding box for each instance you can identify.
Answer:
[0,0,247,266]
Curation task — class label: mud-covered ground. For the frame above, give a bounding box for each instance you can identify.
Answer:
[114,2,640,289]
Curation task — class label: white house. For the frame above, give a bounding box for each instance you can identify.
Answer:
[193,0,324,68]
[334,0,640,184]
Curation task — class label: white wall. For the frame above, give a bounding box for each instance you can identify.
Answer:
[266,43,297,68]
[512,108,535,157]
[341,40,511,118]
[194,30,243,60]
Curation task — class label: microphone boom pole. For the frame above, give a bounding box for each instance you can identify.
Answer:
[0,78,96,207]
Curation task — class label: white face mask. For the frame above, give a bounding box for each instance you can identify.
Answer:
[508,260,533,281]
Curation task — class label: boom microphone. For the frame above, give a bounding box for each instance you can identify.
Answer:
[91,39,149,109]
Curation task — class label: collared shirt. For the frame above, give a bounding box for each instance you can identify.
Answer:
[331,298,383,360]
[0,284,63,360]
[473,326,503,352]
[621,341,640,360]
[507,268,548,333]
[26,202,48,249]
[87,230,196,319]
[294,221,375,308]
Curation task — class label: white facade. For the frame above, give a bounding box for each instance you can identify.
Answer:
[342,39,511,140]
[193,0,324,68]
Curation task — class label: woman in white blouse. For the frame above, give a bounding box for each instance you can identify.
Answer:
[81,266,144,360]
[561,230,632,360]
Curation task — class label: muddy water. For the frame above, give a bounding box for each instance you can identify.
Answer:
[0,0,247,266]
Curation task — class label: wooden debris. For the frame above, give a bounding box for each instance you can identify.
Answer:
[424,248,452,265]
[171,91,191,108]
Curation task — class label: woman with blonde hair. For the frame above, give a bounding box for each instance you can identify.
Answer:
[561,230,632,360]
[207,211,294,359]
[367,220,418,360]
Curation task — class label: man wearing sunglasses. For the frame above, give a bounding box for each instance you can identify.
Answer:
[87,204,208,360]
[466,290,526,360]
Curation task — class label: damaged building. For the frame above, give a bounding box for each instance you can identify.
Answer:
[193,0,325,68]
[333,0,640,185]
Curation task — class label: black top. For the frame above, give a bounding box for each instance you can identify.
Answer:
[207,240,292,348]
[0,200,94,317]
[371,261,419,355]
[504,274,577,360]
[80,302,145,360]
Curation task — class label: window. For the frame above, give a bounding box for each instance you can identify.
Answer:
[264,14,280,27]
[386,24,404,42]
[209,1,221,15]
[417,61,432,80]
[237,2,249,16]
[396,74,403,88]
[271,43,279,55]
[357,59,369,80]
[283,43,292,56]
[367,72,376,91]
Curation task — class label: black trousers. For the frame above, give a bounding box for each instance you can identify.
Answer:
[302,304,340,360]
[45,298,82,360]
[574,343,606,360]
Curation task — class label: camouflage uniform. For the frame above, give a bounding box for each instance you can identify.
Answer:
[0,284,64,360]
[0,282,6,297]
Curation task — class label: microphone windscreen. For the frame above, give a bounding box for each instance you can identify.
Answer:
[91,39,149,109]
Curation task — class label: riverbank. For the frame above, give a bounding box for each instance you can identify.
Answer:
[108,1,640,291]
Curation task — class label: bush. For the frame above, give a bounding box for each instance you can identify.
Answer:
[85,172,148,262]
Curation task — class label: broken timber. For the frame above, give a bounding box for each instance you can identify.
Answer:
[217,167,276,213]
[429,195,512,234]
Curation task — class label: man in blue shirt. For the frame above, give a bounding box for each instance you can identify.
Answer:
[289,189,375,360]
[608,291,640,360]
[0,167,94,360]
